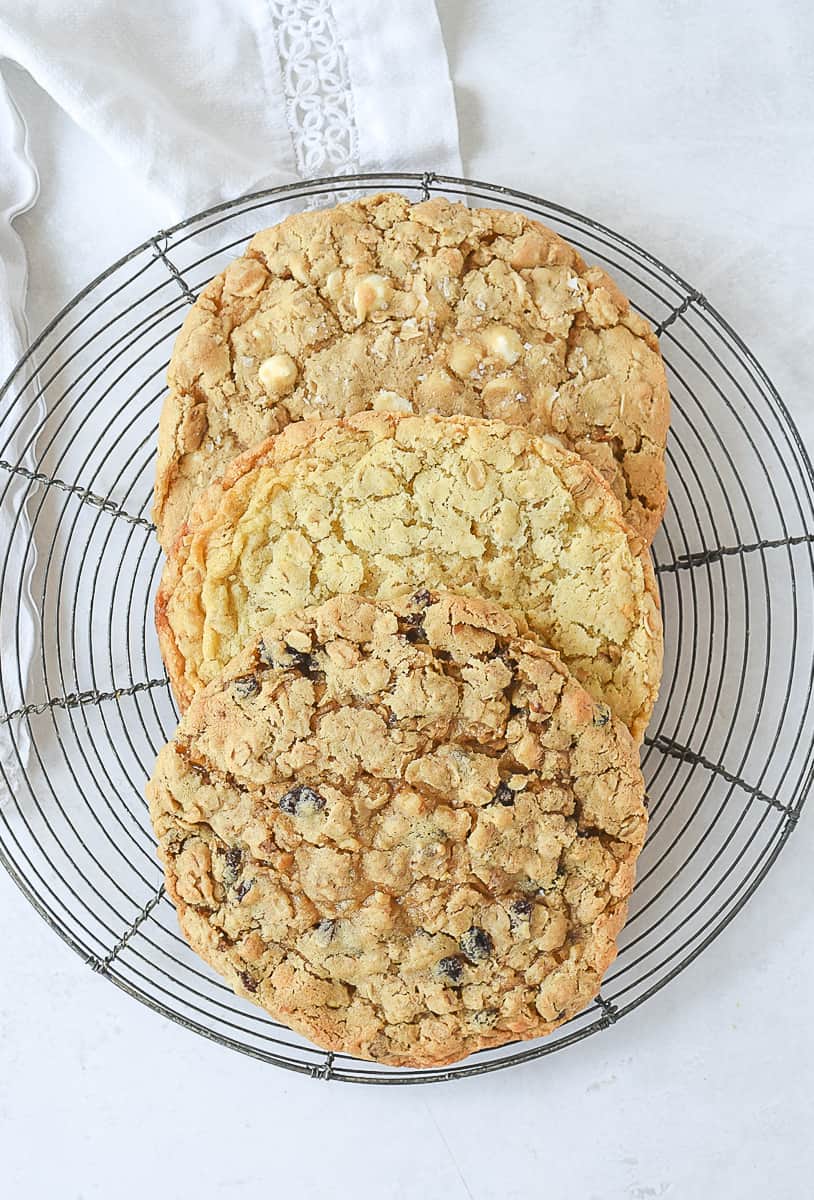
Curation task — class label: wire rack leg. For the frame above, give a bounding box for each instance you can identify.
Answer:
[150,234,198,304]
[646,734,799,822]
[0,678,170,726]
[654,290,702,335]
[0,459,155,531]
[595,994,620,1026]
[656,533,814,573]
[310,1052,336,1081]
[420,171,438,201]
[91,885,166,973]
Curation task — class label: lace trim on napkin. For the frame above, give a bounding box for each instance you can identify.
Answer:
[266,0,360,180]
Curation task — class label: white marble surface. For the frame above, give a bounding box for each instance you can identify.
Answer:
[2,3,813,1196]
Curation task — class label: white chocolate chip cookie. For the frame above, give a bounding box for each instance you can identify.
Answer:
[153,193,669,549]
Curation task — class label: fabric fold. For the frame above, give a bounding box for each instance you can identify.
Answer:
[332,0,461,176]
[0,69,40,798]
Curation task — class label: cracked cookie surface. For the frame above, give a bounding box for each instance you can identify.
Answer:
[147,591,648,1068]
[153,192,669,549]
[156,412,662,736]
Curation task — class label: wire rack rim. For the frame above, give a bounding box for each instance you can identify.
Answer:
[1,171,812,1084]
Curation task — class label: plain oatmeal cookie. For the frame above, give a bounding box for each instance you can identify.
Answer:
[147,591,648,1068]
[153,192,669,549]
[155,412,663,737]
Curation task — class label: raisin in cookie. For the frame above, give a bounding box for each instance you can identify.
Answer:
[153,192,669,549]
[147,591,648,1068]
[156,412,662,738]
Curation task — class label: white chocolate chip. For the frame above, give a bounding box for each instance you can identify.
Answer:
[417,368,457,403]
[353,273,393,321]
[448,339,482,379]
[482,325,523,365]
[372,390,413,414]
[567,276,581,291]
[325,269,344,300]
[258,353,298,395]
[481,376,523,405]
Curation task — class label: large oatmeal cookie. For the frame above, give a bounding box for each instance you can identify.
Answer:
[148,591,647,1068]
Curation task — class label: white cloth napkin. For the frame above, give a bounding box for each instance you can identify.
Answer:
[0,71,39,794]
[0,0,461,799]
[0,73,37,372]
[0,0,460,223]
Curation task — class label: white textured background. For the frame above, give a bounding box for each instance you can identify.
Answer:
[1,2,813,1197]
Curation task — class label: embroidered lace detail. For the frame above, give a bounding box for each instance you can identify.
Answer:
[267,0,360,186]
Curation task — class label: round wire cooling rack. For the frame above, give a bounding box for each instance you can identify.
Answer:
[1,172,813,1085]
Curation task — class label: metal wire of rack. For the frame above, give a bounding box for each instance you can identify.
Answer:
[0,172,812,1084]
